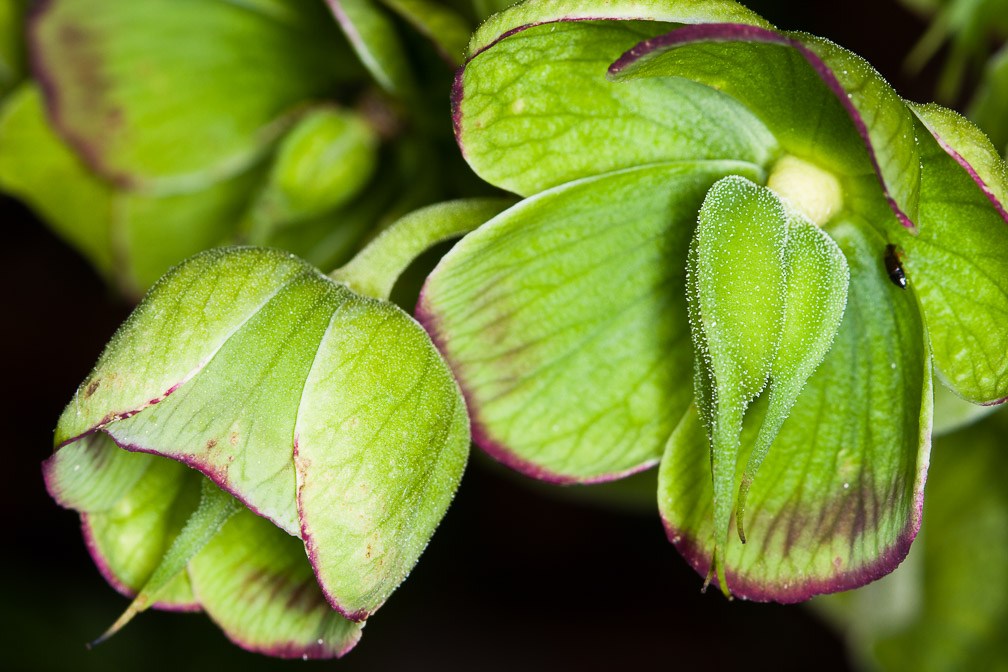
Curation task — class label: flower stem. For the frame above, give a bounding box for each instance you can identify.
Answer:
[330,197,513,300]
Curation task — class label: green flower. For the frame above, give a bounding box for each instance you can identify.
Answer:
[418,0,1008,600]
[43,238,481,657]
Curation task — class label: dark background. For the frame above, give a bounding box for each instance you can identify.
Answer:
[0,1,966,670]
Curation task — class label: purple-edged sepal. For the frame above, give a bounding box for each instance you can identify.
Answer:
[660,221,932,601]
[893,104,1008,405]
[46,245,469,651]
[607,22,921,231]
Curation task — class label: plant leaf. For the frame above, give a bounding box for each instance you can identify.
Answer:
[53,246,468,619]
[418,161,762,482]
[453,4,777,196]
[661,219,931,601]
[608,23,921,230]
[895,105,1008,403]
[737,211,850,541]
[30,0,348,191]
[687,176,789,589]
[326,0,416,97]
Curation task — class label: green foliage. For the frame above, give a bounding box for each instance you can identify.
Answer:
[685,176,849,591]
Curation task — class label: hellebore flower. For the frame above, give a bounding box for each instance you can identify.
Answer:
[417,0,1008,600]
[42,217,496,656]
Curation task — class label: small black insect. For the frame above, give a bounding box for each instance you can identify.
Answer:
[884,244,907,289]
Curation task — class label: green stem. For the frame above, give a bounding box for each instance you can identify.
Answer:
[329,197,513,300]
[90,479,243,647]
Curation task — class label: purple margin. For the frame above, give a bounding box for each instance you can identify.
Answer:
[214,629,360,661]
[608,22,918,232]
[451,16,605,160]
[108,432,297,538]
[665,515,918,603]
[659,399,931,602]
[292,434,371,623]
[922,126,1008,226]
[414,285,659,485]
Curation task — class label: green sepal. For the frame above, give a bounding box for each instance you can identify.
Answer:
[464,0,771,58]
[418,161,763,482]
[687,176,849,592]
[0,84,263,296]
[736,209,850,542]
[894,106,1008,403]
[189,510,364,659]
[607,24,921,230]
[453,2,777,196]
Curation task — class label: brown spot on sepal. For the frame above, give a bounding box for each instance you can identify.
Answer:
[206,438,218,450]
[84,380,100,398]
